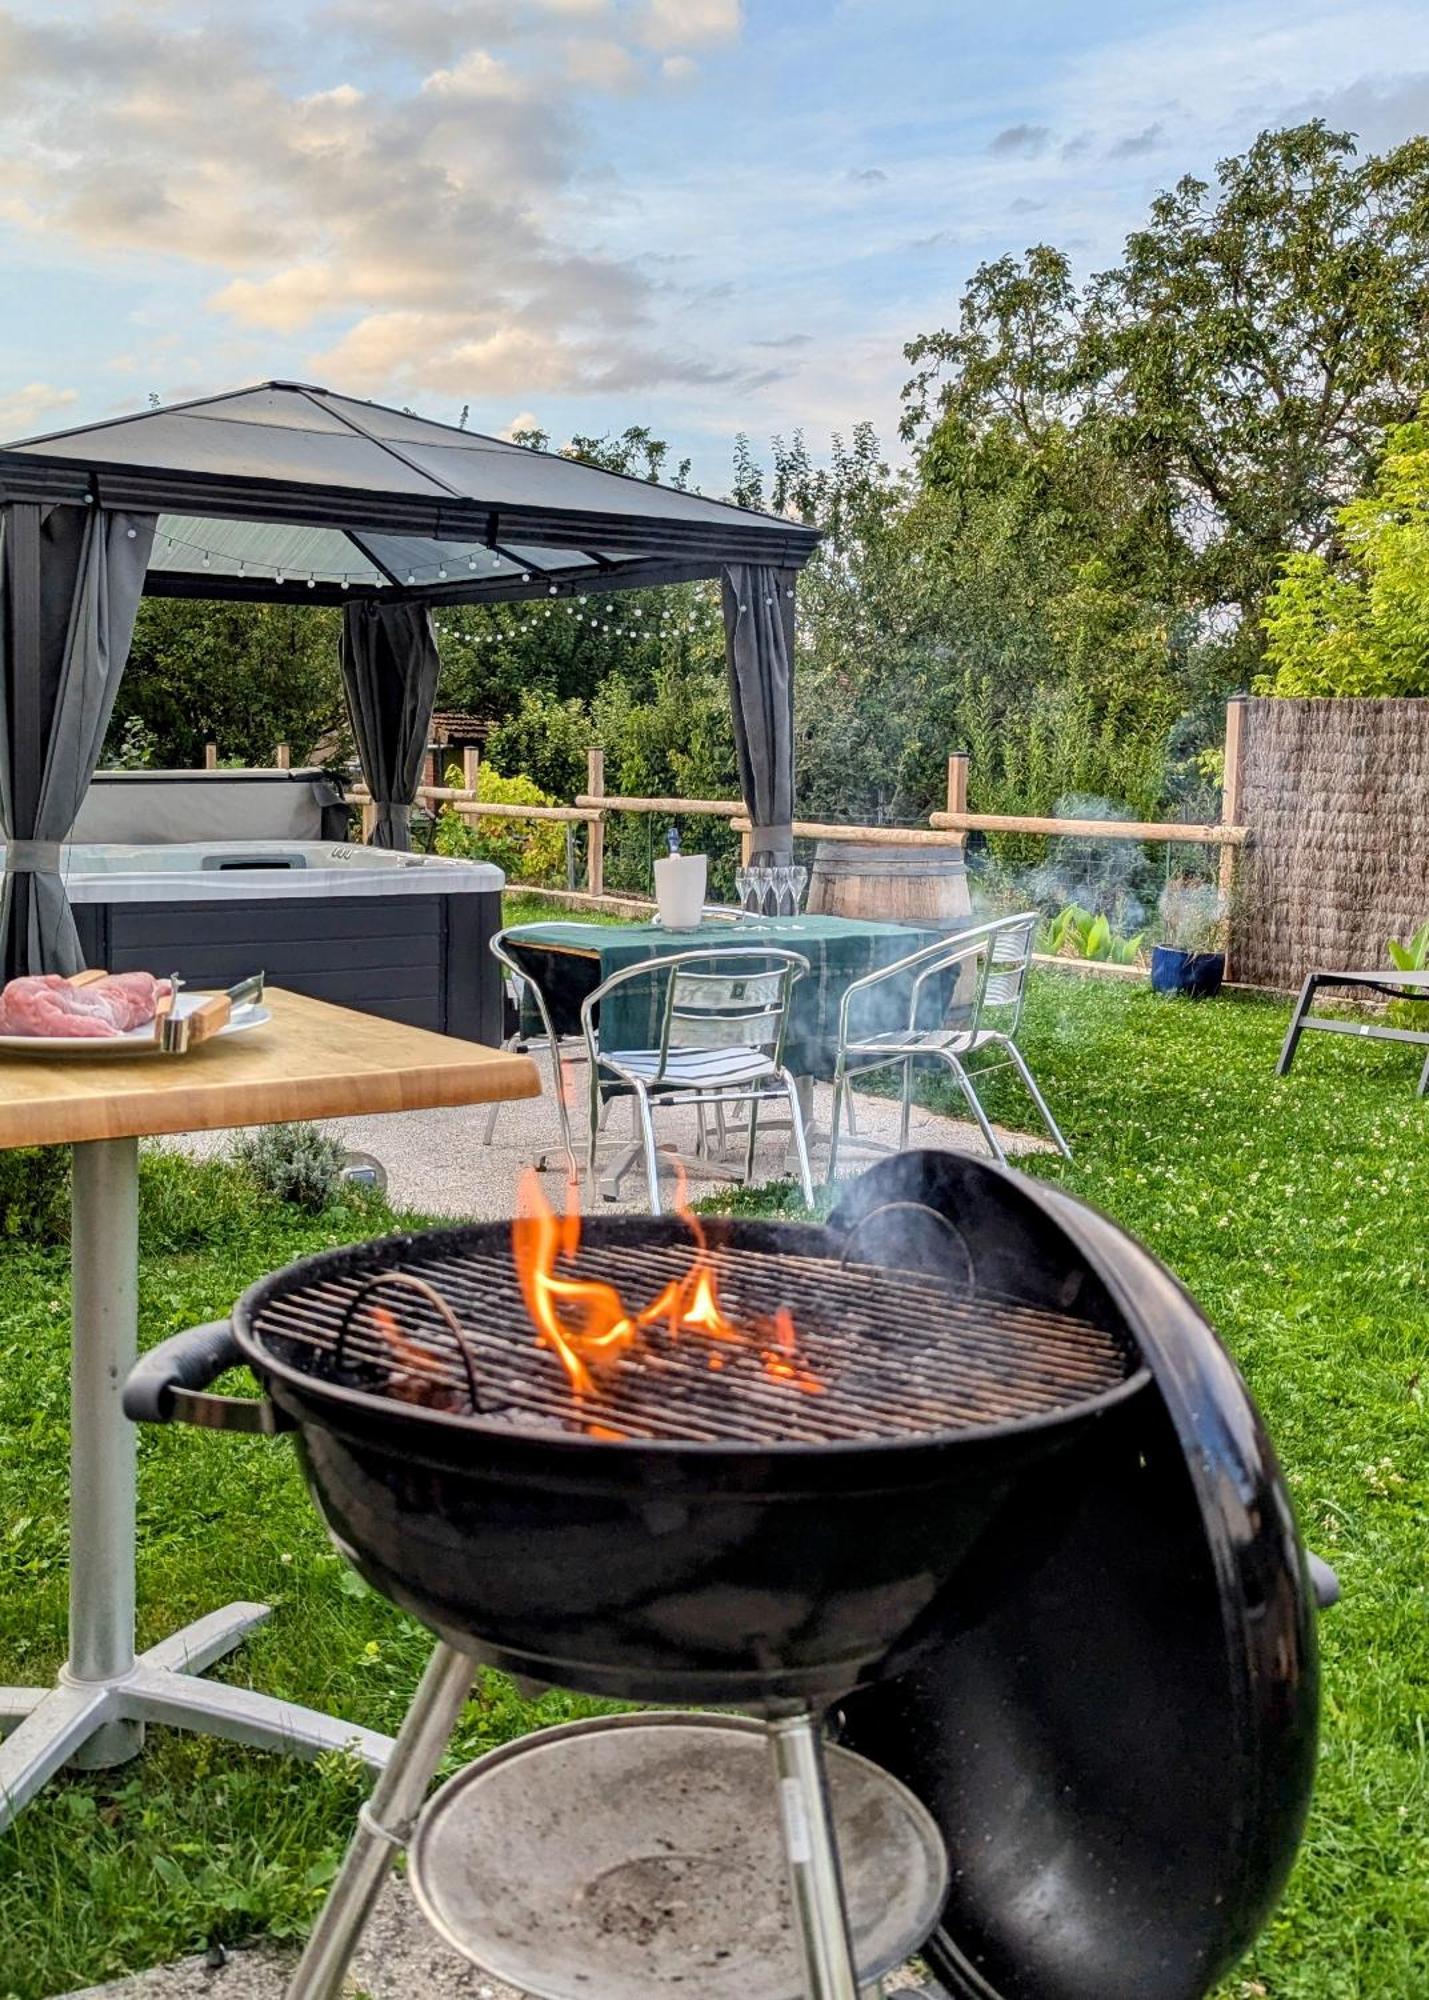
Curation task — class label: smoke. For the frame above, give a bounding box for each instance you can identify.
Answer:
[966,792,1221,947]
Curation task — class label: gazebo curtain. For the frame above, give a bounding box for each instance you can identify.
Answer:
[721,565,796,864]
[339,600,440,851]
[0,503,155,978]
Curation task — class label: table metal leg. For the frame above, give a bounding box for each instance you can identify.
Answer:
[0,1138,394,1835]
[1276,975,1318,1076]
[68,1137,141,1768]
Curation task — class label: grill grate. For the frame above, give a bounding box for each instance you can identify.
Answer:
[250,1231,1136,1447]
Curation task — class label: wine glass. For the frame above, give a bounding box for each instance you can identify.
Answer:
[734,866,750,916]
[789,864,808,914]
[772,865,793,918]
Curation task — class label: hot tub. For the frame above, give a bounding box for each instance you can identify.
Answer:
[35,842,505,1045]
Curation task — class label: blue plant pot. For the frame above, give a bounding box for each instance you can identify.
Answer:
[1151,946,1224,998]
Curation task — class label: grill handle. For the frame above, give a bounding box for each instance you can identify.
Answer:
[122,1320,290,1434]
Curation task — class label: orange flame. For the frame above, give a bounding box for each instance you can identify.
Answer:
[512,1167,823,1406]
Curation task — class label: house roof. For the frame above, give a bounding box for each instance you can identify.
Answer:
[0,381,818,608]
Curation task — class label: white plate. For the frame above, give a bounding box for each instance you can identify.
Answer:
[0,991,271,1058]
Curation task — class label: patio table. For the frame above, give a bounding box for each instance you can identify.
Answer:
[0,988,538,1832]
[508,912,955,1080]
[507,912,961,1197]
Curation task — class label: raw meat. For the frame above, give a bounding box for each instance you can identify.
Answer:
[0,971,172,1039]
[89,972,172,1031]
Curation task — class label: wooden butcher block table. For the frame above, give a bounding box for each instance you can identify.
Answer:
[0,988,539,1829]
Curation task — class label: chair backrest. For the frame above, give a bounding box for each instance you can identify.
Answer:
[581,946,808,1082]
[664,961,793,1057]
[965,913,1037,1038]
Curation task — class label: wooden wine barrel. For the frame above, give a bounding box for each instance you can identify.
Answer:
[806,840,971,926]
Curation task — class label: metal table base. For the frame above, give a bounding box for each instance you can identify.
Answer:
[0,1137,392,1833]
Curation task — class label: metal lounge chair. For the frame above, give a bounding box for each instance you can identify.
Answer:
[826,912,1071,1178]
[580,946,814,1216]
[1278,965,1429,1094]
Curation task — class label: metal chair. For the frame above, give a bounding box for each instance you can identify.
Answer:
[580,947,814,1216]
[826,912,1070,1179]
[482,926,583,1181]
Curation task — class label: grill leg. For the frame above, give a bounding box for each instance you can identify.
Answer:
[768,1709,861,2000]
[286,1641,475,2000]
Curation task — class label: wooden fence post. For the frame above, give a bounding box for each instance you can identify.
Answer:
[274,741,290,769]
[462,744,480,794]
[586,747,605,900]
[1220,695,1247,977]
[945,750,969,848]
[203,740,217,770]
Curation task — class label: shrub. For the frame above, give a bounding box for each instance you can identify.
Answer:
[435,765,567,887]
[233,1123,347,1212]
[1038,903,1146,966]
[0,1147,70,1244]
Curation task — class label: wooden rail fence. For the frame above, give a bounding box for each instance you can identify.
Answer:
[210,698,1253,917]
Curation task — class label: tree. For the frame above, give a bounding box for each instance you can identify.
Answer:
[106,599,345,766]
[1259,403,1429,695]
[905,123,1429,674]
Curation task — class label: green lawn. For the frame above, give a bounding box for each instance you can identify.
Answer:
[0,972,1425,1997]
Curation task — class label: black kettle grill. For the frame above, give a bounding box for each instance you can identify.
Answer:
[124,1151,1323,2000]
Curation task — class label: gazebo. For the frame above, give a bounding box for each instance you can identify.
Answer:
[0,381,819,977]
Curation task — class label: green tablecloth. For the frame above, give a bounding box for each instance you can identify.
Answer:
[507,913,954,1081]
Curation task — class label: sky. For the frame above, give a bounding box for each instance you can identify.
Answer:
[2,0,1428,490]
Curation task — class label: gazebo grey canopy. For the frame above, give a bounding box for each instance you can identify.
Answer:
[0,383,819,969]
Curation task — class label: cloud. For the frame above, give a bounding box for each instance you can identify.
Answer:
[326,0,612,64]
[0,0,760,406]
[1109,121,1164,158]
[0,381,77,434]
[1008,197,1046,214]
[661,54,698,83]
[751,333,813,349]
[989,122,1050,157]
[636,0,741,50]
[563,37,643,91]
[850,166,888,184]
[421,49,530,99]
[1281,69,1429,152]
[312,308,753,396]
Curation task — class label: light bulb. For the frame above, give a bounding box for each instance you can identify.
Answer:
[340,577,349,590]
[438,566,447,579]
[275,571,285,584]
[201,553,211,569]
[520,571,531,582]
[125,527,137,539]
[307,574,315,588]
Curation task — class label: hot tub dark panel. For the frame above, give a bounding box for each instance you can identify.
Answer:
[74,889,501,1044]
